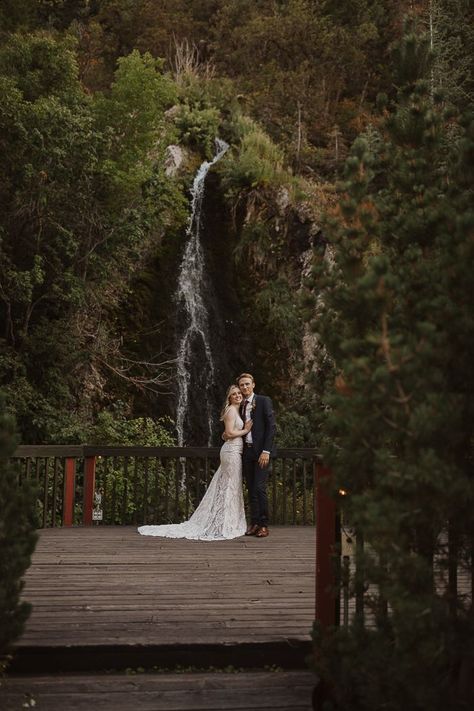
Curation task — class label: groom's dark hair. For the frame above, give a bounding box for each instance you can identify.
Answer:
[237,372,255,384]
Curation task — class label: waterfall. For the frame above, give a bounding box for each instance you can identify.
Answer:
[175,138,229,446]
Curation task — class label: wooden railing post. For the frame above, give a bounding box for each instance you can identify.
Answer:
[315,462,337,628]
[63,458,76,527]
[83,456,97,526]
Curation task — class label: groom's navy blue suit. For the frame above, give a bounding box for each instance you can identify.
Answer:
[240,394,276,527]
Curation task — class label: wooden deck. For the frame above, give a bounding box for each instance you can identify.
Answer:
[4,527,317,709]
[12,526,316,672]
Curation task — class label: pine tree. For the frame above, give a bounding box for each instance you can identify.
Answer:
[0,398,38,663]
[311,23,474,711]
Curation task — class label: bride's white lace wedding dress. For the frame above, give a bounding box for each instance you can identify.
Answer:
[138,410,246,541]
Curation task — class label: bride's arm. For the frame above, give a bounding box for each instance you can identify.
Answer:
[223,409,252,439]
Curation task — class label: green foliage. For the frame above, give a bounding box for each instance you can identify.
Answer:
[254,280,303,354]
[0,396,38,659]
[312,25,474,710]
[0,31,186,441]
[174,103,221,157]
[221,117,292,190]
[429,0,474,108]
[211,0,397,169]
[94,49,176,167]
[0,31,80,101]
[277,411,314,448]
[89,408,175,447]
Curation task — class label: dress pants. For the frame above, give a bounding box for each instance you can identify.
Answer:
[242,445,269,526]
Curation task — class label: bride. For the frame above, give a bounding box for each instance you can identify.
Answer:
[138,385,252,541]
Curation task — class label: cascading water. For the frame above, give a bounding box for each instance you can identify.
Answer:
[175,138,229,446]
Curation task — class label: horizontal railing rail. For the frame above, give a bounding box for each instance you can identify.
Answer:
[13,445,321,458]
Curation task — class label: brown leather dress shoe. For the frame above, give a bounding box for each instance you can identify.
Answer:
[256,526,269,538]
[245,524,259,536]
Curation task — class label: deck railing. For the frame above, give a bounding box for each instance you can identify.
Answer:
[12,445,472,640]
[12,445,322,529]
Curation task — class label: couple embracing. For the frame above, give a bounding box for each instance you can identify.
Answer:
[138,373,276,541]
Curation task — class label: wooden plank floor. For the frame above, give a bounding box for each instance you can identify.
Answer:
[1,670,317,710]
[13,526,316,671]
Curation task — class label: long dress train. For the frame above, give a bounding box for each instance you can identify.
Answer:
[138,412,246,541]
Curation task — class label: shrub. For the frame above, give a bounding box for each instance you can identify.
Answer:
[0,397,38,662]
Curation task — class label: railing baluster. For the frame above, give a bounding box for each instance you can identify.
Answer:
[51,458,60,528]
[354,529,365,628]
[292,459,297,525]
[83,456,96,526]
[111,457,117,525]
[143,457,149,524]
[185,459,191,519]
[282,459,287,525]
[133,457,139,524]
[122,457,129,525]
[302,460,307,525]
[174,458,180,521]
[158,457,164,522]
[42,457,49,528]
[342,555,350,627]
[195,457,201,507]
[272,459,278,522]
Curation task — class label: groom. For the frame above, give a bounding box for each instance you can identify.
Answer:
[237,373,276,538]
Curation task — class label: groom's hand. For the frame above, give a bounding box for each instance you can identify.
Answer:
[258,452,270,468]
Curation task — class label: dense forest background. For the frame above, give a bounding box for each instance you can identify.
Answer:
[0,0,472,446]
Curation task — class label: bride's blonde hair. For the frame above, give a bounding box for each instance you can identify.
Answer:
[219,384,241,420]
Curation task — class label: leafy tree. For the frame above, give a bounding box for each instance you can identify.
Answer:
[0,32,183,441]
[311,24,474,710]
[0,397,38,662]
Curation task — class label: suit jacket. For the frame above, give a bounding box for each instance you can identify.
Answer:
[240,394,277,458]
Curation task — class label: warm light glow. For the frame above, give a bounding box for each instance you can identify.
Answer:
[339,488,347,496]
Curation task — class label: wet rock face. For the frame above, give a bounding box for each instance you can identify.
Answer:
[121,163,328,442]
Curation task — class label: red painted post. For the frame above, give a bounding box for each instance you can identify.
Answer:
[63,458,76,527]
[83,456,96,526]
[315,462,337,628]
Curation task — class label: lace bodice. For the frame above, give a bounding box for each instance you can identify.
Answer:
[221,408,244,453]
